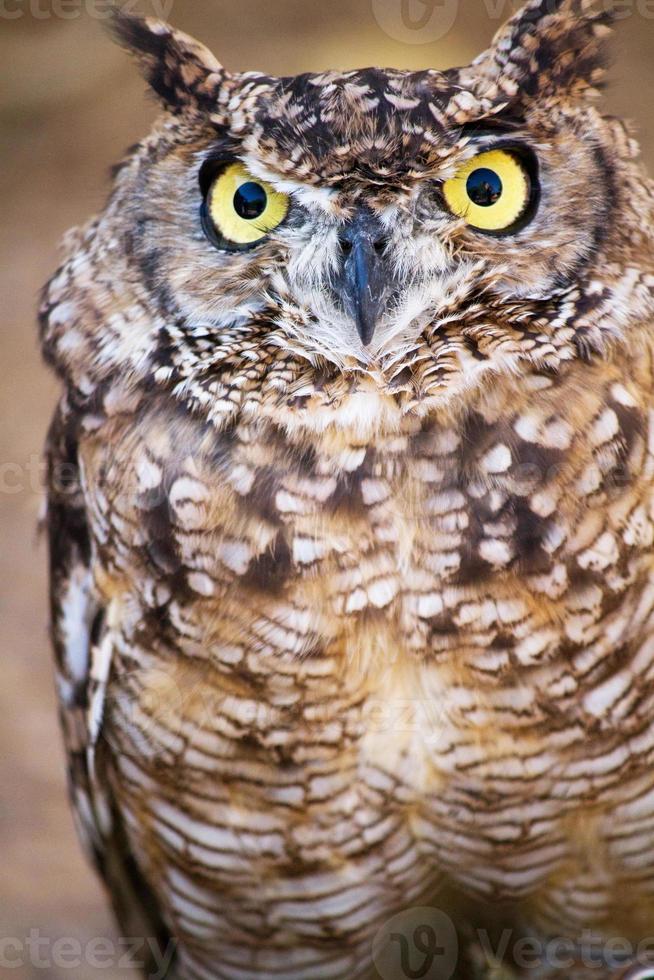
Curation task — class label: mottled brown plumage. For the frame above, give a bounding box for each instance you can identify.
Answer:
[40,1,654,977]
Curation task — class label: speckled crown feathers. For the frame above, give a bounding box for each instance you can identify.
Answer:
[109,0,615,121]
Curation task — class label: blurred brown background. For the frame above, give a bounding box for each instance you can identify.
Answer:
[2,1,654,976]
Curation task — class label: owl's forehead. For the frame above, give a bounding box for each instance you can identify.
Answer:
[230,67,479,185]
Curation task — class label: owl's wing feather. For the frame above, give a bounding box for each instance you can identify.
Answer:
[46,401,175,971]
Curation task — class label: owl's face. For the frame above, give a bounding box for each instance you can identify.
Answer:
[42,1,654,434]
[128,75,607,357]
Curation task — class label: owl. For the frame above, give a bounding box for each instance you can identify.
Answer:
[39,0,654,977]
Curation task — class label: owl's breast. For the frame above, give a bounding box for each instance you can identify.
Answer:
[84,355,654,924]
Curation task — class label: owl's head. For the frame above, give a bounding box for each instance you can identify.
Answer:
[42,0,654,434]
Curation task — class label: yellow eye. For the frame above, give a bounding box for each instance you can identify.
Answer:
[205,163,289,247]
[442,149,533,233]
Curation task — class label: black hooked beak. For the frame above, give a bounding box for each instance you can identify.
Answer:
[338,211,390,347]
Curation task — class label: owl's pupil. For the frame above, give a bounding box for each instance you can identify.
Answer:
[467,168,503,207]
[233,182,267,220]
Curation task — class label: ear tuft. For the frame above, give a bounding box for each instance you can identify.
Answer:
[109,8,227,114]
[459,0,615,110]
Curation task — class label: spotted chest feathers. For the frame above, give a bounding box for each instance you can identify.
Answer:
[74,336,654,959]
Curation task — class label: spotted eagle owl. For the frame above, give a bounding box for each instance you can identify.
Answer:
[39,1,654,977]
